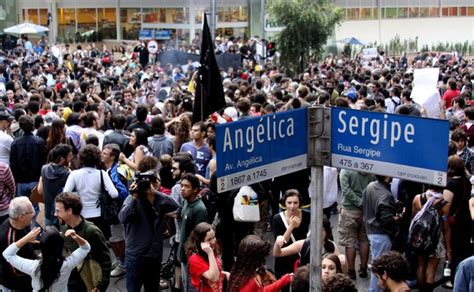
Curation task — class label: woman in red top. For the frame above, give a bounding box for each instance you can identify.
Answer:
[228,235,292,292]
[186,222,227,292]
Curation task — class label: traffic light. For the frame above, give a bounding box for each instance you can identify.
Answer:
[267,41,276,58]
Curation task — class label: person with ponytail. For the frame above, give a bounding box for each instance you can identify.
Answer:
[2,226,90,291]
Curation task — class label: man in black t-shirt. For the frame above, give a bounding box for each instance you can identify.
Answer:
[0,197,36,291]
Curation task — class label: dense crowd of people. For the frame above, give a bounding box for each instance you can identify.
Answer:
[0,32,472,292]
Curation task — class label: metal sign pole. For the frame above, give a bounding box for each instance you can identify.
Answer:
[307,106,331,291]
[210,0,216,41]
[310,166,323,291]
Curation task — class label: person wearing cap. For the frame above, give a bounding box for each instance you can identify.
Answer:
[0,111,14,165]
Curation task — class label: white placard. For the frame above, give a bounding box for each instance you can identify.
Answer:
[362,47,378,59]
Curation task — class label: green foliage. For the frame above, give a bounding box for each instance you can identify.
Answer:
[268,0,343,75]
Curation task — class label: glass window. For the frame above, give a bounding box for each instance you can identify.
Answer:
[195,7,210,24]
[217,6,248,22]
[98,8,116,39]
[57,8,76,39]
[120,8,141,40]
[442,7,449,17]
[216,27,248,39]
[164,8,188,24]
[142,8,160,23]
[398,7,409,18]
[408,7,419,18]
[468,7,474,16]
[449,7,458,16]
[39,9,48,26]
[373,7,378,19]
[384,7,397,18]
[429,7,439,17]
[25,9,40,24]
[77,8,97,35]
[347,8,360,20]
[360,8,373,20]
[143,8,188,24]
[419,7,429,17]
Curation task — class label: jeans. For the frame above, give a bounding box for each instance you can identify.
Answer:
[16,182,39,225]
[125,255,161,292]
[368,234,392,292]
[181,262,196,292]
[454,256,474,292]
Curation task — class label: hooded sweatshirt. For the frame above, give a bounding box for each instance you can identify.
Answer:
[41,163,70,221]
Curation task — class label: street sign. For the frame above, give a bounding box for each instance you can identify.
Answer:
[155,30,172,40]
[139,29,153,40]
[331,107,449,186]
[216,108,308,192]
[147,40,158,54]
[264,13,285,32]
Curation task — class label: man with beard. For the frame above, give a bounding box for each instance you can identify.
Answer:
[55,192,111,292]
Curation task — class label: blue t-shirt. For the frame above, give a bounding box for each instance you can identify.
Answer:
[180,142,211,177]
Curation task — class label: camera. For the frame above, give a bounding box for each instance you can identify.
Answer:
[394,200,404,215]
[132,171,159,198]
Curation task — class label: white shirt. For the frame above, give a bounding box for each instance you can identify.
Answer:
[0,130,13,165]
[385,96,400,114]
[323,166,339,209]
[63,168,118,218]
[2,242,91,292]
[80,128,104,150]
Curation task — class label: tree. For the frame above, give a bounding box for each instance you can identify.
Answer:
[268,0,343,75]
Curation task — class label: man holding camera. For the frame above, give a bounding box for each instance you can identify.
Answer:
[119,171,179,292]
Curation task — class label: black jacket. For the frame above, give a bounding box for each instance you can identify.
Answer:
[10,133,47,183]
[362,180,398,237]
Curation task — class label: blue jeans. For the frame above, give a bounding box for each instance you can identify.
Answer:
[17,182,39,225]
[181,262,196,292]
[125,254,161,292]
[368,234,392,292]
[454,256,474,292]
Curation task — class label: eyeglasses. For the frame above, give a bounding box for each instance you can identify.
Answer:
[171,167,178,171]
[22,211,34,216]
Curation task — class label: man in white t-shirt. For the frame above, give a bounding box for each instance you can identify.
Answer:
[0,111,14,165]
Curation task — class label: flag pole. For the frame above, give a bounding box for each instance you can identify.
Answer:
[200,74,204,122]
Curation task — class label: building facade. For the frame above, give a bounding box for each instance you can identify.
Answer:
[8,0,474,47]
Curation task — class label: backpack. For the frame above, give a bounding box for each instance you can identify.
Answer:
[233,186,260,222]
[407,192,446,256]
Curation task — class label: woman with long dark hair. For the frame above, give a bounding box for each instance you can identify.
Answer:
[186,222,228,291]
[228,235,292,292]
[46,119,77,159]
[119,128,150,171]
[2,226,90,291]
[442,155,472,288]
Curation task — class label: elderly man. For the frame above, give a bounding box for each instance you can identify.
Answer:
[0,197,36,291]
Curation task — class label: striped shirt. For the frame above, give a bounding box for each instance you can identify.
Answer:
[0,162,15,213]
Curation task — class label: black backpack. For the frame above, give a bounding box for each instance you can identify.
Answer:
[407,193,446,256]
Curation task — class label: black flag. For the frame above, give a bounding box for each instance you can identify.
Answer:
[192,14,226,124]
